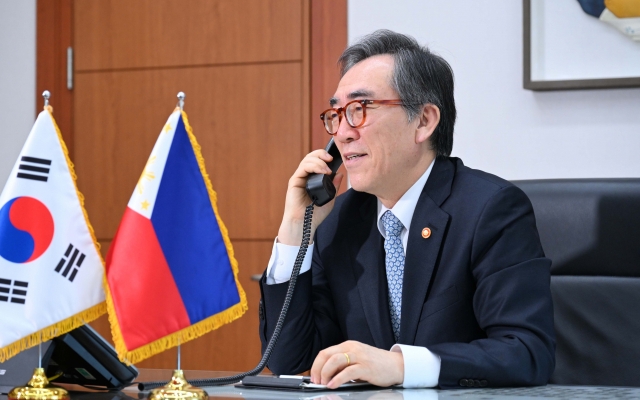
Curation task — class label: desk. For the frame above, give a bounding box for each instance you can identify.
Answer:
[3,369,640,399]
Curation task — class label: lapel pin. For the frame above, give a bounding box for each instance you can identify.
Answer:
[422,227,431,239]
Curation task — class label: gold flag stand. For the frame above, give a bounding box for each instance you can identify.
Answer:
[148,325,208,400]
[148,370,207,400]
[7,368,69,400]
[147,336,209,400]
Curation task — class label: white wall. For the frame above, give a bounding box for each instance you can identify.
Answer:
[0,0,36,188]
[348,0,640,180]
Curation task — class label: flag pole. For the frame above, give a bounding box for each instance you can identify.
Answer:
[147,92,207,400]
[177,92,185,111]
[177,338,181,371]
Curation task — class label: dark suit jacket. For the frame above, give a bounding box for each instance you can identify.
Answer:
[259,157,555,388]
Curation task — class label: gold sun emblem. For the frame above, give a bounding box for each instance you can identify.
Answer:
[163,123,172,134]
[136,156,156,194]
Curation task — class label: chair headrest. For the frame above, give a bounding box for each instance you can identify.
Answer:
[512,179,640,277]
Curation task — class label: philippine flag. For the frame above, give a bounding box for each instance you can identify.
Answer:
[105,109,247,364]
[0,107,105,362]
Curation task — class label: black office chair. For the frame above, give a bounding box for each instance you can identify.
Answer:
[513,179,640,387]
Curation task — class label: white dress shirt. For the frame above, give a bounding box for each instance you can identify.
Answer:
[265,158,440,388]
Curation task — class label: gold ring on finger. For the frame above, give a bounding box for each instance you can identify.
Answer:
[343,352,350,366]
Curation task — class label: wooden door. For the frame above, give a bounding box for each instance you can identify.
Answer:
[37,0,346,371]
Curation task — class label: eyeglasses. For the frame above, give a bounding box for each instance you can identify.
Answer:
[319,99,405,135]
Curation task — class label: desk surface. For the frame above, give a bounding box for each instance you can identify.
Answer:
[3,369,640,399]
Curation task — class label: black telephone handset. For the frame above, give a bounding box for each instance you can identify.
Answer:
[305,138,343,206]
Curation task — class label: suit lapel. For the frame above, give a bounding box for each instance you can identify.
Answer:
[348,194,395,350]
[399,157,454,345]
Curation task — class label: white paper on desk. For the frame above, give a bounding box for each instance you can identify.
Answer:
[301,381,373,389]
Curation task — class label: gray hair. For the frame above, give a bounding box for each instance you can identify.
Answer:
[338,30,456,157]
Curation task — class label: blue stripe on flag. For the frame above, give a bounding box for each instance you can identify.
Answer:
[151,115,240,324]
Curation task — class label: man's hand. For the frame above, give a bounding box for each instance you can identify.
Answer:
[278,149,344,246]
[310,340,404,389]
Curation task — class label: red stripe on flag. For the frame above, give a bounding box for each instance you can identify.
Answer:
[106,207,190,350]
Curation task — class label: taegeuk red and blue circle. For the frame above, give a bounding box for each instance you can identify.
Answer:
[0,196,54,263]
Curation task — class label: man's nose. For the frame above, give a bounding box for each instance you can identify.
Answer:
[335,115,359,143]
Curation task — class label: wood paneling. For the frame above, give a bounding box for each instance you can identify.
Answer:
[301,0,311,155]
[74,0,303,71]
[310,0,348,194]
[74,63,303,240]
[90,240,272,371]
[36,0,73,155]
[310,0,347,152]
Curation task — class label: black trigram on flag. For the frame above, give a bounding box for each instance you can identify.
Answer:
[17,156,51,182]
[0,278,28,304]
[55,244,86,282]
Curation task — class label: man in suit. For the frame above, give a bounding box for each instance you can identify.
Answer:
[259,30,555,389]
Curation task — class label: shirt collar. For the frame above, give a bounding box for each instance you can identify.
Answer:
[377,158,436,238]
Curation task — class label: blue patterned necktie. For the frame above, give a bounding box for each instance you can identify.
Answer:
[381,210,405,342]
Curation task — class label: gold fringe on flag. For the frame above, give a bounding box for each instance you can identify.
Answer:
[48,106,105,260]
[0,303,105,362]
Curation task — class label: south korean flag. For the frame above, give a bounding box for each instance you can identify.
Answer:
[0,106,106,362]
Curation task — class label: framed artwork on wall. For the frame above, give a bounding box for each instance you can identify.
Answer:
[523,0,640,90]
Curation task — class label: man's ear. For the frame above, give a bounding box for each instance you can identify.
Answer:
[415,104,440,144]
